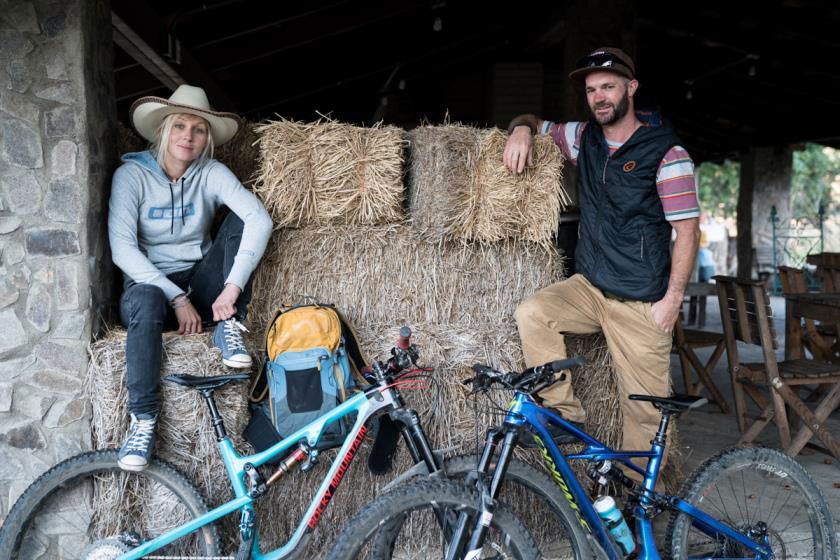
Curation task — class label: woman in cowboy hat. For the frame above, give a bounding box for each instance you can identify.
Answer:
[109,85,272,471]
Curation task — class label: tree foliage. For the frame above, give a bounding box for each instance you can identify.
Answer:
[696,159,740,218]
[695,143,838,221]
[791,143,839,221]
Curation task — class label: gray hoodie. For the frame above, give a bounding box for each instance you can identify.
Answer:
[108,150,272,301]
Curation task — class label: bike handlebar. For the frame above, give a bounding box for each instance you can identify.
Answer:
[464,356,586,394]
[363,326,422,385]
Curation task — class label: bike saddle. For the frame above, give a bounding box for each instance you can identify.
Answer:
[164,373,251,391]
[628,394,707,413]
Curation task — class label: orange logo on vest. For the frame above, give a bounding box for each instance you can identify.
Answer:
[623,161,636,172]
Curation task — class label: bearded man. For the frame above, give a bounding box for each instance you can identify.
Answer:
[502,47,700,469]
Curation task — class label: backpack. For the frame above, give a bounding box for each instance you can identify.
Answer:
[244,303,369,453]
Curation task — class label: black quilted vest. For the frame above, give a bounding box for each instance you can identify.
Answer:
[575,118,681,302]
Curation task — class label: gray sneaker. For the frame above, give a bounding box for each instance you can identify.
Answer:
[118,413,157,472]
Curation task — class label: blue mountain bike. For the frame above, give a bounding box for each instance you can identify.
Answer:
[332,358,837,559]
[0,328,542,559]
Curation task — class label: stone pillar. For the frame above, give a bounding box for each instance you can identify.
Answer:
[736,146,793,278]
[0,0,115,519]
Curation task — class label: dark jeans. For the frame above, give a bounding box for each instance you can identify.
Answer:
[119,213,254,415]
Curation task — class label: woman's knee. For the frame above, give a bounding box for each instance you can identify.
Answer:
[219,212,244,235]
[122,284,168,322]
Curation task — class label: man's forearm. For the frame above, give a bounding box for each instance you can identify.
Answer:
[664,219,700,304]
[507,114,543,135]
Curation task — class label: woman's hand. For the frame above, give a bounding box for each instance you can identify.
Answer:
[175,299,203,335]
[503,126,535,174]
[212,283,242,321]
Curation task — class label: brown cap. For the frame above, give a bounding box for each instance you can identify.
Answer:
[568,47,636,82]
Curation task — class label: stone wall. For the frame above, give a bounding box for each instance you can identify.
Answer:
[0,0,114,520]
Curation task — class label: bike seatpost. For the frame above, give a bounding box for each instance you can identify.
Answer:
[200,389,228,441]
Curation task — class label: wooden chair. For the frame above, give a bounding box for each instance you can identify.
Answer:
[778,266,838,363]
[714,276,840,460]
[806,253,840,293]
[819,263,840,293]
[672,314,729,413]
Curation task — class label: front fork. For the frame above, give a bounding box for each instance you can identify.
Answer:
[391,406,440,472]
[444,426,518,560]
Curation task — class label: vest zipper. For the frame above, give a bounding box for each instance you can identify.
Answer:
[641,233,645,259]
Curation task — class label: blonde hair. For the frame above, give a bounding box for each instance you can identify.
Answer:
[151,113,215,168]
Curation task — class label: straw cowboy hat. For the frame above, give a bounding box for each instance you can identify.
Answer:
[130,85,241,146]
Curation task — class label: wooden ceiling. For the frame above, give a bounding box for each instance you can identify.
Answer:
[112,0,840,163]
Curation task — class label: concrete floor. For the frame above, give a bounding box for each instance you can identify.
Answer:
[672,294,840,542]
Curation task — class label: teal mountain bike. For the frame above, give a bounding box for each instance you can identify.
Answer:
[0,328,541,559]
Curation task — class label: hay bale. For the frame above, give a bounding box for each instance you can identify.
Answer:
[214,120,261,186]
[87,329,252,550]
[252,119,406,227]
[248,223,564,330]
[407,125,571,243]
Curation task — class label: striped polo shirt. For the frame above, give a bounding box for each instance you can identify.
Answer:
[541,120,700,221]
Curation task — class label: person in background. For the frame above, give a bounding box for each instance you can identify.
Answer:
[109,85,272,471]
[697,230,716,282]
[502,47,700,466]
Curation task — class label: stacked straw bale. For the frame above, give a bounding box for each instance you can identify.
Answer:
[87,330,251,549]
[214,121,261,185]
[407,125,571,244]
[249,223,563,329]
[252,119,406,228]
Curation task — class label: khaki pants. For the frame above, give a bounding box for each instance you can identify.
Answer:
[514,273,673,467]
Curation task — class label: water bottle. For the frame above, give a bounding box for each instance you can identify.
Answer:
[593,495,636,557]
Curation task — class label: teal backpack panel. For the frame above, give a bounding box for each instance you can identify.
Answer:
[264,340,356,445]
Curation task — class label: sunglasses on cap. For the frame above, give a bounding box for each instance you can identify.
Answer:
[575,52,634,75]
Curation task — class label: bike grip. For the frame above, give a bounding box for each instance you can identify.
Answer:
[471,364,496,377]
[397,326,412,349]
[547,356,585,372]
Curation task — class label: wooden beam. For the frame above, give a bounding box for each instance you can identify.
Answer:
[112,13,182,91]
[111,2,236,111]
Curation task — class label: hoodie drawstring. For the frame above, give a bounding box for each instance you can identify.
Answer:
[168,182,175,235]
[181,178,186,226]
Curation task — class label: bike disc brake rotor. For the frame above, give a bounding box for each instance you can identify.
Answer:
[80,538,130,560]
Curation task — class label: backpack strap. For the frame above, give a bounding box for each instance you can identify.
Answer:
[333,308,370,377]
[248,305,293,403]
[248,360,270,403]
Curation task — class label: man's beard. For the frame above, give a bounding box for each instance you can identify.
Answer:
[590,89,630,125]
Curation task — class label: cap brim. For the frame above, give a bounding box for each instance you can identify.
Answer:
[131,99,241,145]
[568,66,635,82]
